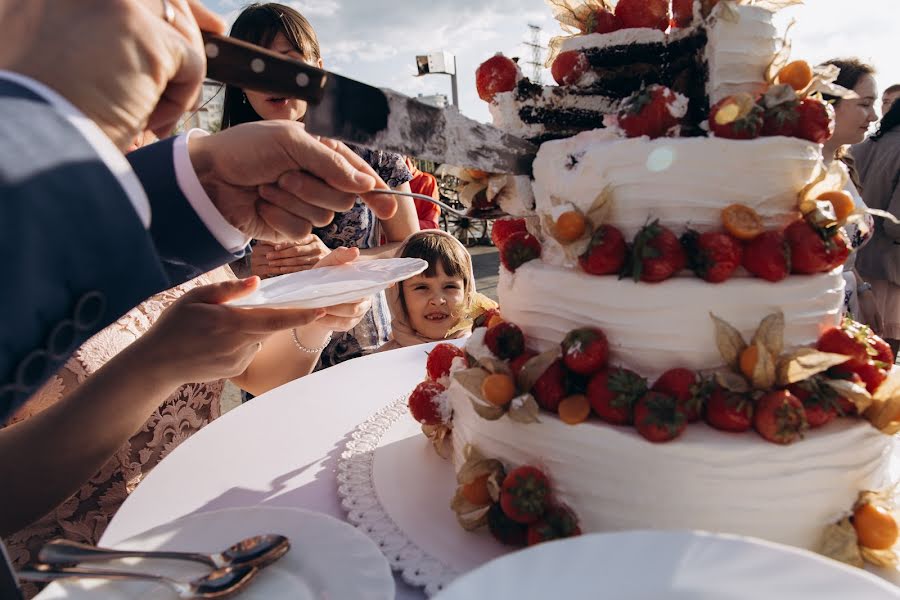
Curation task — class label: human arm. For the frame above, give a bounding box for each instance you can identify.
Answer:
[0,277,323,534]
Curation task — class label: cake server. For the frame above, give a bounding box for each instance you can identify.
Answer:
[202,32,537,175]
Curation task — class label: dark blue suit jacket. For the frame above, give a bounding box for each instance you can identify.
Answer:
[0,79,241,421]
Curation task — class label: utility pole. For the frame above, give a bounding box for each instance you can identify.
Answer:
[525,24,545,84]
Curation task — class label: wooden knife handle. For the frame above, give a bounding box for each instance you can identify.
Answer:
[202,32,327,103]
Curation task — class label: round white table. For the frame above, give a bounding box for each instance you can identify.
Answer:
[100,342,444,599]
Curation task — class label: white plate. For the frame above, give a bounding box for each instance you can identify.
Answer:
[435,530,899,600]
[35,507,394,600]
[228,258,428,309]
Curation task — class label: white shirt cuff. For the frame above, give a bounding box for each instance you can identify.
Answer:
[0,70,151,228]
[174,130,251,254]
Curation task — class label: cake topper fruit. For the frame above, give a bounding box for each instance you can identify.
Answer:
[784,217,850,274]
[562,327,610,375]
[776,60,814,92]
[721,204,764,241]
[408,380,450,426]
[490,218,528,250]
[526,504,581,545]
[652,368,708,422]
[484,321,526,360]
[704,385,753,432]
[587,367,648,425]
[475,54,519,103]
[500,231,542,272]
[821,489,900,569]
[451,445,506,530]
[741,230,791,282]
[481,373,517,407]
[633,391,688,442]
[553,209,589,243]
[709,93,765,140]
[680,229,743,283]
[500,465,552,524]
[558,394,592,424]
[616,85,687,139]
[753,389,808,444]
[426,343,466,382]
[579,224,628,276]
[551,50,590,86]
[624,220,686,282]
[615,0,669,31]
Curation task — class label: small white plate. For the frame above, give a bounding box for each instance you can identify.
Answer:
[435,530,900,600]
[228,258,428,309]
[35,507,394,600]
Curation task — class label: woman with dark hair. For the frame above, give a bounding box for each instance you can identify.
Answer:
[851,99,900,353]
[222,3,419,368]
[818,58,881,331]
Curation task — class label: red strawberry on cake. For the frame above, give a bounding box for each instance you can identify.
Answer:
[551,51,590,86]
[532,359,567,412]
[652,368,706,422]
[526,504,581,546]
[627,220,686,283]
[476,54,518,103]
[704,386,753,432]
[484,321,525,360]
[500,466,551,524]
[672,0,695,27]
[794,97,835,144]
[487,503,528,547]
[490,218,527,251]
[561,327,609,375]
[816,325,869,368]
[785,219,850,274]
[680,229,743,283]
[408,381,449,426]
[579,224,627,276]
[617,85,687,139]
[634,391,687,442]
[587,367,648,425]
[500,231,542,272]
[742,230,791,282]
[426,343,466,382]
[587,7,622,33]
[615,0,670,31]
[709,93,764,140]
[754,390,808,445]
[788,380,838,429]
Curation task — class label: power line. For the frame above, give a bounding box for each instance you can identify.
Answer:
[524,24,546,84]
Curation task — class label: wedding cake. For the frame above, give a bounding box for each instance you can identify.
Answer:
[407,0,900,568]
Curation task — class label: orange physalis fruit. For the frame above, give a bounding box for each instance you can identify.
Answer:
[853,502,899,550]
[739,345,759,380]
[722,204,764,241]
[461,473,493,506]
[487,314,505,329]
[481,373,516,406]
[778,60,814,92]
[558,394,591,424]
[554,210,588,243]
[817,190,855,222]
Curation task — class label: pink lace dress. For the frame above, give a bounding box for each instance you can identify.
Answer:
[3,268,231,597]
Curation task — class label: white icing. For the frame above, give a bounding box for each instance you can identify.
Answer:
[560,28,667,53]
[434,390,453,424]
[465,327,497,364]
[498,260,844,381]
[532,131,824,240]
[706,4,778,104]
[495,175,536,217]
[449,377,894,550]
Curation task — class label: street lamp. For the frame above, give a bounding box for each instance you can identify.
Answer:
[415,51,458,108]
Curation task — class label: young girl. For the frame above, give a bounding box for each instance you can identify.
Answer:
[380,231,494,351]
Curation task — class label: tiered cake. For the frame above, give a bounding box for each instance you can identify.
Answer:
[407,0,900,567]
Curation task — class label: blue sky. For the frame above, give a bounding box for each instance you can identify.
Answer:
[205,0,899,124]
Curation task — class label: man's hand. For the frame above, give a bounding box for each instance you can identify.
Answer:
[1,0,225,149]
[188,121,398,243]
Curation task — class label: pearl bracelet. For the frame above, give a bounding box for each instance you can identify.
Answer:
[291,328,332,354]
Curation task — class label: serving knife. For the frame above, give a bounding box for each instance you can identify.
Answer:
[201,32,537,175]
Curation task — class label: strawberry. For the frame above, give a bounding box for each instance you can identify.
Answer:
[672,0,695,27]
[562,327,610,375]
[709,94,764,140]
[680,229,743,283]
[484,322,525,360]
[526,504,581,546]
[408,381,449,426]
[475,54,518,103]
[851,360,888,394]
[867,332,894,366]
[551,50,590,86]
[615,0,670,31]
[532,359,567,412]
[742,230,791,282]
[816,326,869,367]
[587,367,648,425]
[652,368,706,422]
[617,85,686,139]
[579,224,627,276]
[704,386,753,432]
[761,98,799,137]
[490,218,527,250]
[500,231,542,272]
[500,466,551,524]
[634,391,687,442]
[487,503,528,547]
[587,8,622,33]
[794,97,835,144]
[754,390,808,444]
[625,220,686,283]
[473,307,501,329]
[509,349,538,378]
[788,379,839,429]
[426,343,466,381]
[785,219,850,274]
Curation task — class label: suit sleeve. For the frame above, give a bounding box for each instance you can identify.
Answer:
[0,80,233,419]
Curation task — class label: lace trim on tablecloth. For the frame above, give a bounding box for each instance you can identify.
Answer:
[337,397,457,597]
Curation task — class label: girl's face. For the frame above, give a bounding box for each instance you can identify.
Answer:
[833,74,878,146]
[244,32,323,122]
[402,264,467,340]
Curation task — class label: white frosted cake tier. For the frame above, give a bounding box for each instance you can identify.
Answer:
[498,261,844,381]
[532,132,824,241]
[448,377,895,550]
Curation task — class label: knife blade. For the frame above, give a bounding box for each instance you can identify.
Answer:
[202,32,537,175]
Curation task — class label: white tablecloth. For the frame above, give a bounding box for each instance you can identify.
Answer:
[101,342,444,599]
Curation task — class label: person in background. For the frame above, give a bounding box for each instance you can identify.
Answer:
[379,231,494,352]
[221,3,418,368]
[882,84,900,117]
[851,99,900,355]
[405,157,442,231]
[819,58,881,331]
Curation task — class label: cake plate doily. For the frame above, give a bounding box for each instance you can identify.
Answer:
[337,397,900,597]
